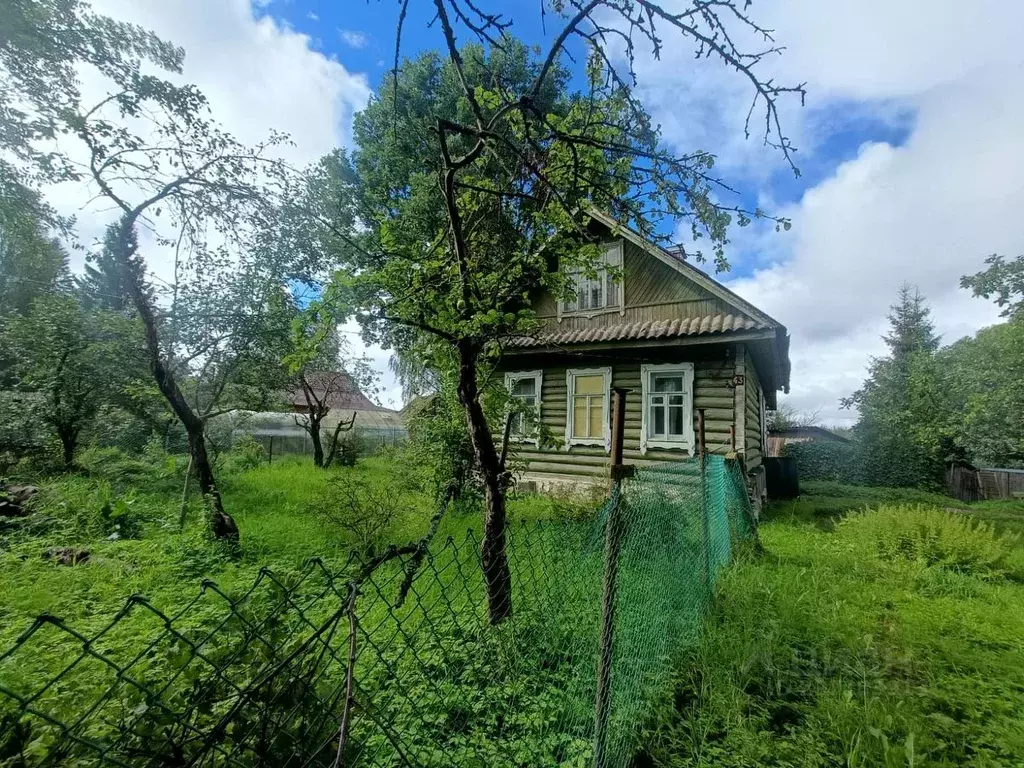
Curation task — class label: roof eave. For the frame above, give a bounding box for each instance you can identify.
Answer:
[504,327,777,355]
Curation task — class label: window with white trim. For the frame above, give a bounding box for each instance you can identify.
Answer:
[640,363,695,453]
[504,370,543,442]
[561,241,623,315]
[565,367,611,449]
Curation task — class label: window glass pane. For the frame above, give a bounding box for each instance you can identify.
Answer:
[668,394,685,406]
[653,405,665,436]
[603,242,622,266]
[574,374,604,395]
[589,402,604,439]
[589,280,602,308]
[606,273,619,307]
[573,398,589,438]
[510,411,524,435]
[654,375,683,393]
[669,405,685,436]
[511,378,536,397]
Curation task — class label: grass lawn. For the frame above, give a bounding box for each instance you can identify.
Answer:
[0,452,563,646]
[643,482,1024,767]
[4,454,1024,766]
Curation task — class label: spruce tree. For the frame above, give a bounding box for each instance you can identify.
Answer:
[843,285,946,487]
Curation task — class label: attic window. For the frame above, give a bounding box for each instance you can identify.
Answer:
[561,242,623,315]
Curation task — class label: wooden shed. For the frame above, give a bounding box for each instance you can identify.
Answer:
[496,211,791,509]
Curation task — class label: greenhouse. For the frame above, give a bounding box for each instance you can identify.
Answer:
[218,408,408,458]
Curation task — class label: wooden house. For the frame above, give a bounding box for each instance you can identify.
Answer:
[497,211,790,507]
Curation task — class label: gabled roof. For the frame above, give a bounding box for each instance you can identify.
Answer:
[285,371,380,411]
[507,209,791,394]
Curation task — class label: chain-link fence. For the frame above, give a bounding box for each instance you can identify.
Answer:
[0,455,755,767]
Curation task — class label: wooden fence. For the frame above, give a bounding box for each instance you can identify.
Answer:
[977,467,1024,501]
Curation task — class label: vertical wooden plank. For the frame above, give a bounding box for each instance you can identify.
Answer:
[697,408,707,459]
[733,344,746,459]
[610,388,628,470]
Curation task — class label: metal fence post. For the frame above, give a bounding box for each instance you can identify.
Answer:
[594,388,633,768]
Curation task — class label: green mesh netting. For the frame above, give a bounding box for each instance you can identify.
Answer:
[0,456,756,767]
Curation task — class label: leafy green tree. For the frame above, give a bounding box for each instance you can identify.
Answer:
[0,179,69,318]
[1,0,315,538]
[939,319,1024,468]
[1,294,139,467]
[321,0,804,621]
[0,0,184,192]
[961,254,1024,319]
[842,285,948,487]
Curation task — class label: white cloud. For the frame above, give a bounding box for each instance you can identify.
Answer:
[339,29,369,49]
[726,66,1023,423]
[623,0,1024,423]
[34,1,396,397]
[45,0,371,260]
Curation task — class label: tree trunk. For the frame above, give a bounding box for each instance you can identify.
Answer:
[309,413,325,468]
[114,219,238,540]
[456,341,512,624]
[58,427,76,470]
[188,426,237,539]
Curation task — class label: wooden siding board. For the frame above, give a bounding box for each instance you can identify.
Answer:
[530,238,740,332]
[743,352,763,465]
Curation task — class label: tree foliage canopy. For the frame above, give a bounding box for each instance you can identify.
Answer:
[1,293,142,466]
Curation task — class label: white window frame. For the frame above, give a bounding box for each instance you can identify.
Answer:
[559,241,625,320]
[564,367,612,450]
[640,363,695,454]
[504,370,543,445]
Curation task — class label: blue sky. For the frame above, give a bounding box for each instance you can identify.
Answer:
[279,1,903,269]
[73,0,1024,417]
[271,0,922,283]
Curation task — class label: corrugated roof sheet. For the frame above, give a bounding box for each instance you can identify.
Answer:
[509,313,767,347]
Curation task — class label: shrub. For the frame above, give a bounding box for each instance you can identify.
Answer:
[309,472,421,555]
[221,435,265,474]
[96,487,144,540]
[77,443,185,492]
[405,389,482,504]
[333,432,360,467]
[785,441,861,484]
[0,392,56,477]
[839,504,1021,579]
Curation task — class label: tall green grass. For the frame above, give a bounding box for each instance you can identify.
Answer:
[642,489,1024,767]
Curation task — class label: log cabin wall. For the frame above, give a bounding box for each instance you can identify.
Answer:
[743,352,764,472]
[499,343,747,484]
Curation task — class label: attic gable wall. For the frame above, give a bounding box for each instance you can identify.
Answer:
[531,239,744,330]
